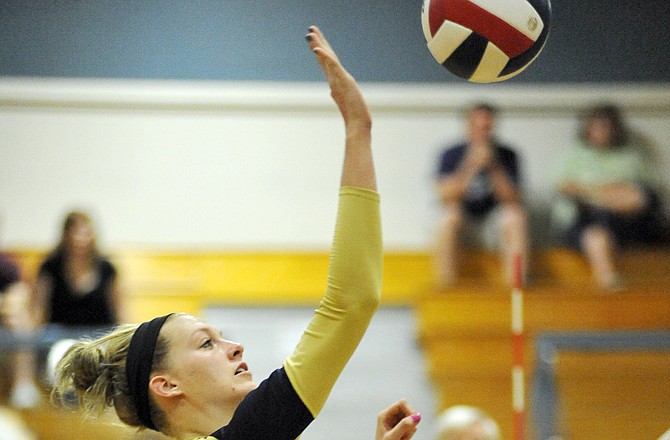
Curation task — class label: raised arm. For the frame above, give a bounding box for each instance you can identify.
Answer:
[283,26,382,417]
[306,25,376,191]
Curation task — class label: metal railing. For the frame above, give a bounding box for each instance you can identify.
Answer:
[532,330,670,440]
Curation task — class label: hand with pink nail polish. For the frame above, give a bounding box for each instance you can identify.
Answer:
[376,399,421,440]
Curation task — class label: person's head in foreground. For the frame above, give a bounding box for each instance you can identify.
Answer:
[435,405,500,440]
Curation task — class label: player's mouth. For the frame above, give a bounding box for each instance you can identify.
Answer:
[234,363,250,376]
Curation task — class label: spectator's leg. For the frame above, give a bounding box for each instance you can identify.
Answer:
[581,225,621,290]
[10,351,40,408]
[434,203,464,288]
[499,203,529,286]
[1,282,42,408]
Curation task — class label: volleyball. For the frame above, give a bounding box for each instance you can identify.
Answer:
[421,0,551,83]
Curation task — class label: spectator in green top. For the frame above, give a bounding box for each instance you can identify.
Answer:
[552,103,668,290]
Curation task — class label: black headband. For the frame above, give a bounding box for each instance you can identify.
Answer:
[126,313,173,431]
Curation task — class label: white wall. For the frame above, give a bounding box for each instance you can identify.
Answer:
[1,78,669,250]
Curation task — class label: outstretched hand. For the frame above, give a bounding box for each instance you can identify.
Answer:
[376,399,421,440]
[306,24,375,190]
[305,25,370,129]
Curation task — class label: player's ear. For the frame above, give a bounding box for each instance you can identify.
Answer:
[149,374,182,398]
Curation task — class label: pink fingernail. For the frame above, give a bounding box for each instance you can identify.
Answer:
[411,413,421,423]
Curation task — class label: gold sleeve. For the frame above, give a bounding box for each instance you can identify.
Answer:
[283,186,382,417]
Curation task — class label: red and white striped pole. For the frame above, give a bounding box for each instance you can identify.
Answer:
[511,253,525,440]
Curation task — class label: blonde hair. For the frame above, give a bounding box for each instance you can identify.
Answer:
[51,323,172,433]
[435,405,501,440]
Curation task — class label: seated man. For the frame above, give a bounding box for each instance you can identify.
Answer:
[434,103,529,288]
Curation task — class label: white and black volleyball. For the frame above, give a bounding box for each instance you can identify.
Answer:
[422,0,552,82]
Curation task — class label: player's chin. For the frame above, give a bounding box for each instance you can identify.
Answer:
[236,373,257,386]
[239,379,259,397]
[234,369,254,382]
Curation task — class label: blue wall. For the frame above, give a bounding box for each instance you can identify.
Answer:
[1,0,669,83]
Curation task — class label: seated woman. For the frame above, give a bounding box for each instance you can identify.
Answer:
[32,210,122,328]
[552,103,668,290]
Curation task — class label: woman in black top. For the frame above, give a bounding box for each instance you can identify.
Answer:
[32,211,121,327]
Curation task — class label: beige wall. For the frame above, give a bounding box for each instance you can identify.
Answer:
[1,78,669,250]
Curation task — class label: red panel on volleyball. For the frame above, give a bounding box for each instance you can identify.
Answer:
[429,0,535,58]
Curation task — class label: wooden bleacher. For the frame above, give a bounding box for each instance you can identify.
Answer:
[9,249,437,322]
[11,408,169,440]
[4,247,670,439]
[415,248,670,440]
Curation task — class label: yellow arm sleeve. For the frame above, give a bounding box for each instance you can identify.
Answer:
[283,186,382,417]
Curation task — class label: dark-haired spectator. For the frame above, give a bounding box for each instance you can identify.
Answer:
[552,103,669,290]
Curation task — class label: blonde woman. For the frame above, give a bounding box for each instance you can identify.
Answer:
[52,26,420,440]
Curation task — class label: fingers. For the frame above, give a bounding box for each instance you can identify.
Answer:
[379,399,413,427]
[377,400,421,440]
[387,413,421,440]
[305,25,341,73]
[304,24,369,128]
[305,26,334,55]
